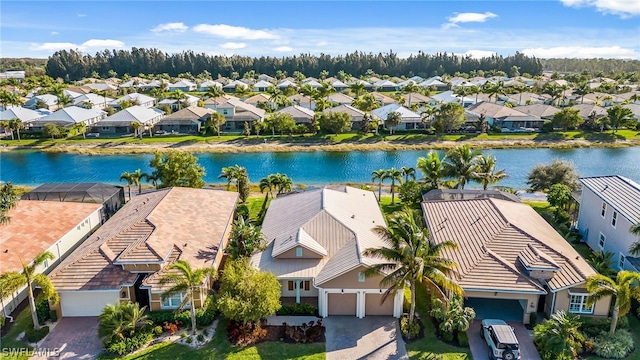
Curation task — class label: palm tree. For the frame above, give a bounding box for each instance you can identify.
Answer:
[266,85,291,110]
[472,154,508,190]
[259,175,275,203]
[573,81,592,104]
[385,111,402,135]
[443,145,482,190]
[98,302,152,341]
[401,82,420,108]
[629,219,640,256]
[533,310,585,359]
[170,90,186,109]
[482,81,505,103]
[72,122,86,140]
[606,105,635,133]
[234,84,251,101]
[0,182,18,225]
[141,171,159,191]
[158,260,217,334]
[348,82,365,97]
[383,168,403,205]
[8,119,24,142]
[120,171,135,201]
[205,85,224,100]
[587,250,617,278]
[586,270,640,335]
[363,208,461,324]
[270,173,293,195]
[130,168,144,194]
[219,165,243,191]
[468,85,481,104]
[227,217,266,260]
[57,94,72,108]
[298,84,317,110]
[542,83,563,106]
[371,169,386,202]
[1,251,59,330]
[401,166,416,183]
[416,151,446,189]
[130,121,143,139]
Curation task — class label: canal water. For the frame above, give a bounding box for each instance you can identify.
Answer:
[1,147,639,189]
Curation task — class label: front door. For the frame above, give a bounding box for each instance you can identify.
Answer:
[134,274,150,310]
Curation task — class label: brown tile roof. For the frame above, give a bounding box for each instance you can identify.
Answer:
[0,200,102,274]
[49,188,238,291]
[421,198,595,294]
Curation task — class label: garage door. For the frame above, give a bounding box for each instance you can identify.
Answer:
[465,298,524,322]
[60,291,119,317]
[365,293,394,316]
[328,293,357,315]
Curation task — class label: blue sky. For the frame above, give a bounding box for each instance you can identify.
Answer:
[1,1,639,60]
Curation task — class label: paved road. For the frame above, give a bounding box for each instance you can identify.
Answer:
[324,316,408,360]
[32,317,103,360]
[467,320,541,360]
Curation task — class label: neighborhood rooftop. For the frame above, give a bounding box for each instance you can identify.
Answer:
[580,175,640,223]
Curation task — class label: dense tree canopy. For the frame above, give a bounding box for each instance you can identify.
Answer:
[527,159,579,191]
[149,151,206,188]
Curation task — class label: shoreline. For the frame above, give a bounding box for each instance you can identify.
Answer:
[2,137,640,155]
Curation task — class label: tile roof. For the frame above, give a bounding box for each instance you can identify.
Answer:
[276,105,315,119]
[421,198,596,294]
[161,106,214,121]
[514,104,561,119]
[580,176,640,224]
[570,104,607,118]
[252,187,389,285]
[49,188,238,291]
[467,101,532,119]
[98,105,164,124]
[0,200,102,273]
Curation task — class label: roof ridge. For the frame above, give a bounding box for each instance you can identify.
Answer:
[485,248,546,292]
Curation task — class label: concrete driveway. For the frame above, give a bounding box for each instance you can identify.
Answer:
[324,316,408,360]
[467,320,541,360]
[32,317,103,360]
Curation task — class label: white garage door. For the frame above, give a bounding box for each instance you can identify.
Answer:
[60,291,119,317]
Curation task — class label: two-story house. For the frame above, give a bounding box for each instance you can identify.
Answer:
[577,176,640,271]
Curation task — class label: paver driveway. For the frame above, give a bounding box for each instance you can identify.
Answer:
[467,320,541,360]
[32,317,103,360]
[324,316,408,360]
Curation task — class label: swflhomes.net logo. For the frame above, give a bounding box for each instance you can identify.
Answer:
[2,348,61,357]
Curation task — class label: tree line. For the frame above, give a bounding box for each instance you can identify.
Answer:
[44,48,544,81]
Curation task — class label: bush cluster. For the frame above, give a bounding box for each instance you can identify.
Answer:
[104,330,154,356]
[580,316,629,338]
[592,330,634,359]
[148,296,217,329]
[457,331,469,347]
[400,315,419,339]
[36,297,51,324]
[276,303,317,316]
[25,326,50,343]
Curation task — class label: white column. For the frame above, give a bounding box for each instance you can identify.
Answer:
[295,280,301,304]
[321,290,328,318]
[357,291,365,318]
[393,290,404,318]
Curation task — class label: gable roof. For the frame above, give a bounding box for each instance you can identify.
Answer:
[0,107,44,122]
[422,198,596,293]
[467,101,532,119]
[276,105,315,119]
[580,176,640,224]
[252,187,388,284]
[161,106,214,121]
[110,93,156,106]
[99,106,164,124]
[322,104,365,117]
[570,104,607,118]
[36,106,106,125]
[73,93,114,107]
[49,188,238,291]
[514,104,560,119]
[372,103,421,120]
[327,93,354,103]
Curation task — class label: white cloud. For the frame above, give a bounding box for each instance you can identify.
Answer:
[151,22,188,33]
[316,41,328,47]
[192,24,279,40]
[220,42,246,50]
[457,50,498,59]
[522,46,639,59]
[77,13,86,17]
[444,12,498,29]
[273,46,293,52]
[560,0,639,17]
[50,31,59,35]
[30,39,125,52]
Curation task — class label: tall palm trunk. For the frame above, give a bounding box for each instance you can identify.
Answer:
[190,295,197,335]
[28,283,41,330]
[409,280,416,324]
[128,186,132,201]
[377,180,382,202]
[391,180,396,205]
[610,306,619,335]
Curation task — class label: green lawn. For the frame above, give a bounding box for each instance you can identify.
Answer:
[100,319,325,360]
[0,303,37,360]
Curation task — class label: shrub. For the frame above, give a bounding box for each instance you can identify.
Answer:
[592,330,634,359]
[186,336,193,344]
[0,315,5,328]
[282,320,325,343]
[25,325,50,342]
[442,331,454,342]
[49,310,58,323]
[276,303,317,316]
[181,331,188,338]
[235,204,249,221]
[542,120,554,133]
[555,209,571,227]
[529,312,538,326]
[153,326,163,336]
[581,316,629,338]
[457,331,469,347]
[105,330,154,356]
[197,333,204,342]
[36,297,51,324]
[203,329,209,336]
[400,315,419,339]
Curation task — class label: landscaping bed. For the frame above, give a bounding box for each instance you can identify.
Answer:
[226,319,325,347]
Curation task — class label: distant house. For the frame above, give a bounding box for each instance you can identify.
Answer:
[323,104,365,130]
[514,104,561,120]
[0,200,103,317]
[29,106,107,130]
[73,93,114,110]
[168,80,197,92]
[197,80,223,92]
[109,93,156,109]
[276,79,297,90]
[85,83,117,92]
[0,107,44,125]
[216,98,265,131]
[276,105,315,124]
[0,70,26,82]
[251,187,404,318]
[252,80,273,92]
[244,93,273,108]
[48,188,238,317]
[223,80,250,93]
[577,176,640,272]
[288,94,315,110]
[92,105,164,135]
[419,77,448,91]
[158,94,199,111]
[570,104,607,119]
[369,92,398,106]
[328,79,348,92]
[422,192,611,324]
[430,91,475,107]
[327,93,354,106]
[24,94,59,111]
[156,106,214,134]
[372,79,398,92]
[466,101,543,130]
[372,103,422,130]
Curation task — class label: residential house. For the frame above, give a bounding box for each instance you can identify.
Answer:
[623,104,640,121]
[372,79,398,92]
[466,101,543,130]
[244,93,272,108]
[202,95,237,110]
[570,104,607,120]
[85,83,117,92]
[421,193,611,324]
[73,93,114,110]
[370,92,397,106]
[223,80,250,93]
[348,78,373,90]
[109,93,156,109]
[21,182,124,218]
[302,79,322,89]
[276,105,315,125]
[258,74,274,82]
[0,107,44,126]
[156,106,214,134]
[0,200,103,317]
[216,98,265,131]
[577,176,640,272]
[277,79,298,90]
[24,94,59,111]
[251,187,404,318]
[158,94,199,112]
[92,105,164,135]
[327,93,354,106]
[252,80,273,92]
[328,79,348,92]
[514,104,561,120]
[168,80,197,92]
[372,103,422,130]
[419,78,449,91]
[322,104,365,130]
[29,106,107,130]
[288,94,315,110]
[505,92,546,106]
[48,188,238,317]
[430,91,475,107]
[197,80,223,92]
[0,70,26,81]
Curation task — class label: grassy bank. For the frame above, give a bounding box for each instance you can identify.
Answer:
[2,129,639,154]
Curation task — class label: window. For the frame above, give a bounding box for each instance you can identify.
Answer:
[568,294,593,314]
[599,233,606,249]
[43,259,49,268]
[162,293,183,308]
[295,247,302,257]
[601,203,607,218]
[619,254,625,269]
[358,272,365,282]
[304,281,310,291]
[612,212,618,227]
[288,281,294,291]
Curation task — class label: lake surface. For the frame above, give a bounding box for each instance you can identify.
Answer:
[1,147,639,189]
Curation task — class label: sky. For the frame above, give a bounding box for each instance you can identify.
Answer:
[1,0,639,60]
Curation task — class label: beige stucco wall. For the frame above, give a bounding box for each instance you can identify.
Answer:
[553,287,610,317]
[276,247,323,259]
[321,266,386,289]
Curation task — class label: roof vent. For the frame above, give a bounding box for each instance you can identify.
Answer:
[3,249,8,253]
[602,185,609,192]
[351,215,355,219]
